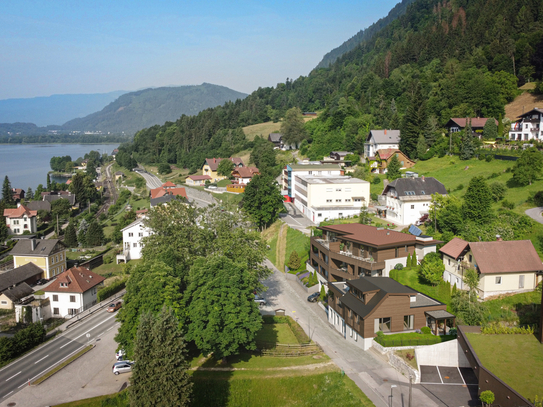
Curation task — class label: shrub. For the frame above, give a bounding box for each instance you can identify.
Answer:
[480,390,495,406]
[157,163,172,174]
[534,191,543,207]
[394,263,404,270]
[449,327,457,336]
[0,322,46,364]
[481,322,535,335]
[370,193,378,202]
[287,251,301,270]
[485,154,493,162]
[501,199,515,209]
[420,326,431,335]
[455,184,464,191]
[97,278,127,302]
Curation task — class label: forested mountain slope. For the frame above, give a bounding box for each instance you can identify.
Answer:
[123,0,543,170]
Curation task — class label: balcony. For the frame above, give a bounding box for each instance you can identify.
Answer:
[311,236,385,272]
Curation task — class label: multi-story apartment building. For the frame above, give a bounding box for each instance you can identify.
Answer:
[508,108,543,141]
[281,163,342,202]
[309,223,439,288]
[11,239,67,279]
[293,175,370,222]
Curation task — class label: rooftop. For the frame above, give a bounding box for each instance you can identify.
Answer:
[3,204,37,219]
[288,163,341,170]
[383,176,447,198]
[439,237,469,260]
[297,175,369,185]
[10,239,65,257]
[0,263,43,292]
[367,129,400,144]
[44,266,105,294]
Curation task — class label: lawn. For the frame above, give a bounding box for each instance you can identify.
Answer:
[376,332,456,347]
[54,391,128,407]
[263,221,282,267]
[255,323,298,344]
[484,290,541,325]
[285,226,310,269]
[466,332,543,402]
[242,121,282,141]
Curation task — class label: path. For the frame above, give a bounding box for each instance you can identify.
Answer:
[276,223,287,272]
[525,207,543,224]
[190,361,335,372]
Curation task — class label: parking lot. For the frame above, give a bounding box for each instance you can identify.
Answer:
[420,365,478,386]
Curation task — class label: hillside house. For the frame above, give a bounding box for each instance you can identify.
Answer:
[0,283,33,310]
[11,188,25,202]
[185,175,212,186]
[232,167,259,184]
[3,203,38,235]
[0,262,43,295]
[202,157,244,182]
[508,108,543,141]
[364,130,400,158]
[117,218,152,263]
[369,149,415,173]
[11,238,67,279]
[150,183,187,201]
[445,117,498,138]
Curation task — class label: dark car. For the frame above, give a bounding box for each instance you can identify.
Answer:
[36,279,48,285]
[307,292,320,302]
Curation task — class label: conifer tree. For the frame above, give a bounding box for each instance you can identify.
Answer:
[86,220,104,247]
[462,176,493,224]
[287,250,301,270]
[483,118,497,139]
[64,223,78,248]
[2,176,14,206]
[387,154,402,181]
[412,252,417,267]
[26,187,33,202]
[400,83,427,159]
[497,115,504,137]
[416,134,428,158]
[460,119,474,160]
[406,253,412,268]
[46,174,51,191]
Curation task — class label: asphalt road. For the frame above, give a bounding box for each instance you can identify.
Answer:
[0,308,119,401]
[525,206,543,224]
[133,168,162,189]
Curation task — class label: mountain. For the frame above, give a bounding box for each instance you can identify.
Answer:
[315,0,417,69]
[62,83,248,135]
[0,91,126,127]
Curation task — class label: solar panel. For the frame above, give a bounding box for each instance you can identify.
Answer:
[408,225,423,236]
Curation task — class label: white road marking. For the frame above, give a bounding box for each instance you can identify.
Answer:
[34,355,49,364]
[60,314,115,349]
[5,371,21,381]
[436,366,444,384]
[457,367,467,385]
[2,391,13,398]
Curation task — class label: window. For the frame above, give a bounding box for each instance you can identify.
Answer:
[495,276,502,285]
[128,232,133,237]
[336,199,342,202]
[519,275,524,289]
[68,308,78,316]
[336,188,342,192]
[1,301,7,305]
[53,295,58,301]
[70,295,76,302]
[326,199,332,203]
[13,220,19,225]
[374,317,391,333]
[469,255,472,263]
[404,315,414,330]
[448,258,450,266]
[410,205,414,209]
[24,224,28,229]
[60,253,63,260]
[405,245,408,252]
[345,199,351,202]
[53,308,59,315]
[133,243,137,248]
[138,232,143,237]
[338,213,343,217]
[318,213,322,217]
[354,198,361,202]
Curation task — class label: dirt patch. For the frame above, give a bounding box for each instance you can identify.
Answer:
[505,91,543,120]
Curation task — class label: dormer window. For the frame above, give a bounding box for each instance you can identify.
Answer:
[60,282,68,287]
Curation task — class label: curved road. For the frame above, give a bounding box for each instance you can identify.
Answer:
[525,207,543,224]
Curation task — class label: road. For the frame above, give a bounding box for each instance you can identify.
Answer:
[133,168,162,189]
[525,206,543,224]
[0,307,119,401]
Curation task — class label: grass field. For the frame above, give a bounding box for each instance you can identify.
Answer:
[255,321,298,344]
[285,226,310,269]
[466,332,543,402]
[376,332,455,347]
[243,121,282,141]
[263,221,282,267]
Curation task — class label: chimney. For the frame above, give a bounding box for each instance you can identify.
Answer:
[31,239,37,251]
[496,235,502,241]
[386,231,390,235]
[384,129,387,135]
[421,176,425,182]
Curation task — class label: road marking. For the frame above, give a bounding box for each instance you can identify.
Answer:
[5,371,21,381]
[436,366,444,384]
[34,355,49,364]
[2,391,13,398]
[60,314,116,348]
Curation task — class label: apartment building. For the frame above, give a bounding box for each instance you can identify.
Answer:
[281,163,342,202]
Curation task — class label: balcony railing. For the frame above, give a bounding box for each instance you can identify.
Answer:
[315,238,329,249]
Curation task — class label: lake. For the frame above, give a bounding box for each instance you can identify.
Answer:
[0,144,119,191]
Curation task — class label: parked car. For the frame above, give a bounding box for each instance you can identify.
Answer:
[254,295,267,306]
[36,279,48,285]
[112,361,133,375]
[307,292,320,302]
[107,301,122,313]
[116,349,126,361]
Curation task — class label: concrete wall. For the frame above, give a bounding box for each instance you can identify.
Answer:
[415,339,470,368]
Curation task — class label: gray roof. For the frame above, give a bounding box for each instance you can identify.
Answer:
[43,195,76,205]
[367,130,400,144]
[150,195,187,207]
[26,201,51,212]
[383,177,447,198]
[349,277,416,295]
[0,263,43,292]
[268,133,283,143]
[1,283,33,301]
[10,239,64,257]
[425,310,456,319]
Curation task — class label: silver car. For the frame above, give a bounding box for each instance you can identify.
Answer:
[254,295,267,306]
[112,361,133,375]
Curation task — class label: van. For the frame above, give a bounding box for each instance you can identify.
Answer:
[112,361,133,375]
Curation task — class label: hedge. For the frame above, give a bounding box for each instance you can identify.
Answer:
[0,322,46,366]
[97,278,127,302]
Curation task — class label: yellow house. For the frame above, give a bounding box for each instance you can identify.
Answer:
[202,157,244,183]
[440,237,543,299]
[0,283,33,310]
[11,239,67,280]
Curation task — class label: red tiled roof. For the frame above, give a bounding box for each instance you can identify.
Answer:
[150,188,168,199]
[3,204,37,219]
[470,240,543,274]
[136,209,148,214]
[162,181,176,187]
[169,188,187,198]
[376,149,398,160]
[44,266,105,294]
[233,167,259,178]
[204,157,244,171]
[439,238,469,260]
[187,175,212,181]
[449,118,498,128]
[319,223,418,247]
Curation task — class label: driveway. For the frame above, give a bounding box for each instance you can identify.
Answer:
[263,260,475,407]
[525,207,543,224]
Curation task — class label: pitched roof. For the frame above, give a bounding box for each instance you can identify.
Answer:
[162,181,176,187]
[150,194,187,207]
[376,148,411,161]
[204,157,244,171]
[1,283,33,301]
[268,133,283,143]
[232,167,259,178]
[319,223,418,247]
[26,201,51,212]
[187,175,212,181]
[516,108,543,119]
[447,118,498,128]
[43,266,105,294]
[0,263,43,292]
[383,176,447,198]
[42,194,76,205]
[150,187,168,199]
[367,130,400,144]
[439,237,469,260]
[470,240,543,274]
[3,204,37,219]
[10,239,65,257]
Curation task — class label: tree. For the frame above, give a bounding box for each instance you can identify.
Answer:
[416,134,427,158]
[51,199,71,219]
[419,252,444,286]
[489,182,507,202]
[512,147,543,186]
[482,118,497,139]
[69,173,97,204]
[463,268,480,302]
[386,154,401,181]
[217,159,234,177]
[358,205,371,224]
[242,174,284,230]
[400,82,427,159]
[2,176,14,206]
[34,184,45,201]
[86,160,98,179]
[64,222,78,248]
[46,174,51,191]
[86,220,104,246]
[184,256,262,362]
[157,163,172,174]
[250,137,277,177]
[287,251,301,270]
[130,307,192,407]
[450,291,485,325]
[65,161,74,173]
[0,217,8,242]
[462,176,493,224]
[26,187,33,201]
[460,120,474,160]
[480,390,495,407]
[280,107,307,148]
[77,218,89,246]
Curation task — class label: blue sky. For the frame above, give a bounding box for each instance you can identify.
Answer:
[1,0,402,99]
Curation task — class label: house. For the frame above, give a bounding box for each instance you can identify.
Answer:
[11,188,25,202]
[440,237,543,299]
[202,157,244,182]
[508,108,543,141]
[309,223,440,287]
[0,283,33,310]
[116,218,152,263]
[379,176,447,226]
[115,171,125,181]
[3,203,38,235]
[369,149,415,173]
[232,167,259,184]
[41,191,77,207]
[150,183,187,200]
[268,133,283,148]
[0,262,43,293]
[445,117,498,137]
[11,238,67,279]
[328,277,454,350]
[43,266,105,318]
[329,151,353,161]
[364,129,400,158]
[185,175,212,186]
[281,163,343,202]
[136,209,148,218]
[292,175,370,222]
[27,201,51,213]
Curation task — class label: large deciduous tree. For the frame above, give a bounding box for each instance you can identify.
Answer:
[419,252,444,286]
[130,307,192,407]
[512,147,543,186]
[184,256,262,362]
[242,174,284,230]
[250,137,277,177]
[462,176,493,224]
[280,107,307,148]
[217,159,234,177]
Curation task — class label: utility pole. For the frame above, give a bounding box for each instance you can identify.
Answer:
[56,214,59,237]
[409,375,413,407]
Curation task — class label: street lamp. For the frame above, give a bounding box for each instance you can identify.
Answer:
[389,385,397,407]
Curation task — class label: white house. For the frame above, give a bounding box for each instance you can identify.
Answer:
[364,129,400,158]
[3,203,38,235]
[116,218,152,263]
[380,176,447,226]
[293,175,370,223]
[43,266,105,318]
[509,108,543,141]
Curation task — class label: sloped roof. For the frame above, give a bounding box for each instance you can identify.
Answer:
[516,108,543,119]
[268,133,283,143]
[44,266,105,294]
[470,240,543,274]
[150,194,187,207]
[232,167,259,178]
[376,148,412,161]
[10,239,64,257]
[367,130,400,144]
[319,223,417,247]
[0,263,43,292]
[204,157,244,171]
[1,283,33,301]
[26,201,51,212]
[4,204,37,219]
[42,194,76,205]
[162,181,176,187]
[447,118,498,128]
[439,237,469,260]
[150,188,168,199]
[187,175,212,181]
[383,177,447,198]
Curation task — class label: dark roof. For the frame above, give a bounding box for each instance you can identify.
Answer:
[426,310,456,319]
[0,263,43,292]
[348,277,416,295]
[43,194,76,205]
[268,133,283,143]
[383,177,447,198]
[339,289,386,319]
[44,267,105,294]
[10,239,65,257]
[439,237,469,260]
[150,194,187,207]
[446,118,498,128]
[516,108,543,119]
[204,157,244,171]
[470,240,543,274]
[319,223,418,247]
[367,130,400,144]
[26,201,51,212]
[1,283,33,301]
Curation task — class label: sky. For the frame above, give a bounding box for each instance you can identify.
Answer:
[1,0,402,100]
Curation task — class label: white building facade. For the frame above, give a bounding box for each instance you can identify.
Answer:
[364,130,400,158]
[509,108,543,141]
[117,218,152,262]
[281,163,343,200]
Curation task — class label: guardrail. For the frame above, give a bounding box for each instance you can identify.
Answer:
[65,290,125,329]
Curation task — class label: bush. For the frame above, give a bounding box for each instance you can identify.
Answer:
[97,278,127,302]
[394,263,404,270]
[501,199,515,210]
[372,175,381,185]
[287,251,301,270]
[370,193,378,202]
[157,163,172,174]
[481,322,535,335]
[534,191,543,207]
[485,154,493,162]
[0,322,46,365]
[420,326,431,335]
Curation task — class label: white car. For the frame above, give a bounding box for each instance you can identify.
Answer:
[112,361,133,375]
